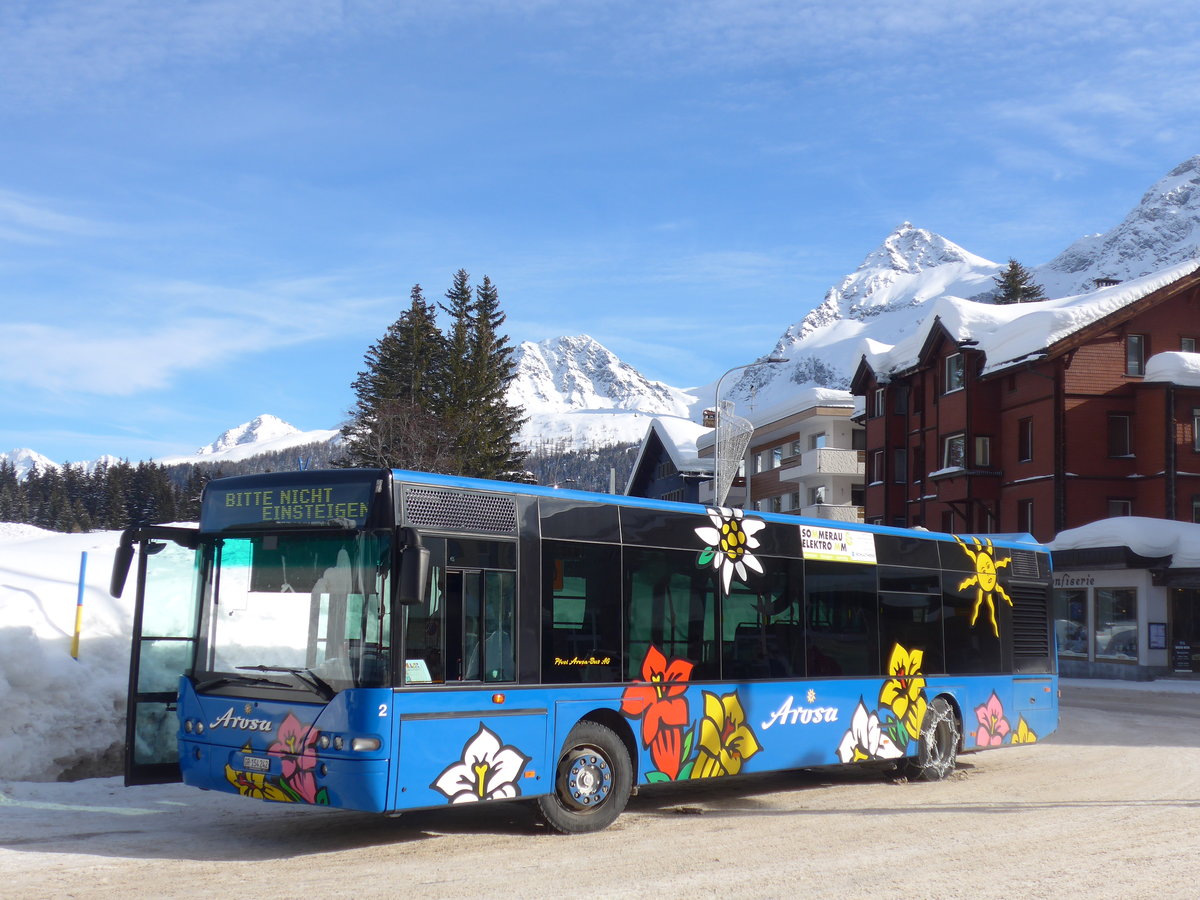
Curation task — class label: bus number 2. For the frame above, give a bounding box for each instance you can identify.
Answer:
[378,704,388,717]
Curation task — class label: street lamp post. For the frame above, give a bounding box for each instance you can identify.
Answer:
[712,357,787,508]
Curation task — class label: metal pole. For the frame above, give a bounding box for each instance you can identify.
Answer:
[712,357,787,507]
[71,550,87,660]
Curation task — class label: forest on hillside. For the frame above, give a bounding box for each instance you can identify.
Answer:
[1,440,638,533]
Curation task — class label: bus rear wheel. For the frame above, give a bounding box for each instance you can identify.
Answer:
[902,696,959,781]
[536,721,632,834]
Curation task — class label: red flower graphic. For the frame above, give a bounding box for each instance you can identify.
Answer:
[620,645,694,779]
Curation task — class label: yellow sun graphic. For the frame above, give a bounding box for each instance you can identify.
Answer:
[954,535,1012,638]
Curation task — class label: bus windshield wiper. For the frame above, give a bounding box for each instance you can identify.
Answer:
[194,674,292,692]
[237,665,336,700]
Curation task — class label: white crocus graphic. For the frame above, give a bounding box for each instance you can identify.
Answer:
[695,507,766,593]
[836,699,903,763]
[432,724,530,803]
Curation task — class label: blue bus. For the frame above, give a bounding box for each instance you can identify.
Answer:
[112,467,1057,833]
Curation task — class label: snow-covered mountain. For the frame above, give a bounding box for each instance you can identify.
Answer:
[0,448,61,479]
[159,414,341,467]
[1036,156,1200,297]
[512,336,698,448]
[13,156,1200,471]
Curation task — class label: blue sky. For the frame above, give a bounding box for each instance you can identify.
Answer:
[5,0,1200,464]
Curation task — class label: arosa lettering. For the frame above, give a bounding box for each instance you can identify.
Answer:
[209,707,274,732]
[760,696,840,730]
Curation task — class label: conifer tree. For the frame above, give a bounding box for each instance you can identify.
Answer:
[343,283,452,470]
[993,258,1048,304]
[466,275,527,477]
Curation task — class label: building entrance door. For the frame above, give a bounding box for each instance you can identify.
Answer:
[1170,589,1200,673]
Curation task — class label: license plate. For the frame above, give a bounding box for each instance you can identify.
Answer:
[242,755,271,772]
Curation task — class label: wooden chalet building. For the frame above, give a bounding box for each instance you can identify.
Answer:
[850,260,1200,542]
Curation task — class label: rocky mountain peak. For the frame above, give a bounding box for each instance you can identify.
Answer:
[197,414,299,456]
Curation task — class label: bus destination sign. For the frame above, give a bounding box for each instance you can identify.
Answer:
[799,524,877,564]
[202,479,379,531]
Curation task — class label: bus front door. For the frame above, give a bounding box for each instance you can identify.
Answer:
[112,525,201,786]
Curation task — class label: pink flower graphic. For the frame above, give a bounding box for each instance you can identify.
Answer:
[974,692,1011,747]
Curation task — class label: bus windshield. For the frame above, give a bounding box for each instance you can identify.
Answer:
[197,530,392,693]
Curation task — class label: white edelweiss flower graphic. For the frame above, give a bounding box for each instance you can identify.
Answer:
[432,724,530,803]
[695,506,766,593]
[836,699,903,763]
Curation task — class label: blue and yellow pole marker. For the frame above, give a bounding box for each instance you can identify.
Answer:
[71,551,87,660]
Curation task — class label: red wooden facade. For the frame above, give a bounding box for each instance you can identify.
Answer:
[852,269,1200,542]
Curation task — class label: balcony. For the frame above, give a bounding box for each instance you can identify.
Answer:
[780,448,865,482]
[798,504,865,522]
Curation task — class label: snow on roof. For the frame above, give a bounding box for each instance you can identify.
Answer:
[863,258,1200,378]
[1144,351,1200,386]
[1050,516,1200,568]
[624,415,714,495]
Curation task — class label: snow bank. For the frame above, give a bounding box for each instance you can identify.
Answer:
[1050,516,1200,568]
[0,527,132,781]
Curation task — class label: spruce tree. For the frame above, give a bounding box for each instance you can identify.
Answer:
[993,259,1048,304]
[343,283,452,471]
[467,276,528,478]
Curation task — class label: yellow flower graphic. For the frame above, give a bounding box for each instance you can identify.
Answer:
[695,507,766,594]
[1011,716,1038,744]
[878,643,927,742]
[954,535,1013,638]
[691,691,762,779]
[224,764,293,802]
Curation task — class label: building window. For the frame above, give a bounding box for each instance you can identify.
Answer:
[852,429,867,450]
[1095,588,1137,660]
[1018,418,1033,462]
[809,485,827,506]
[770,495,783,513]
[790,439,802,458]
[1193,496,1200,524]
[944,354,965,393]
[771,446,783,469]
[894,449,907,484]
[1108,414,1132,457]
[892,385,909,414]
[1018,499,1034,534]
[872,450,884,484]
[1183,337,1197,353]
[912,446,924,483]
[809,432,826,450]
[1107,499,1132,517]
[788,491,800,512]
[975,436,991,467]
[1193,409,1200,453]
[942,433,966,469]
[1053,589,1088,658]
[1126,334,1146,376]
[873,388,885,418]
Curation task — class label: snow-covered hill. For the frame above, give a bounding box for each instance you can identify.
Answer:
[158,414,341,467]
[1036,156,1200,297]
[512,335,698,448]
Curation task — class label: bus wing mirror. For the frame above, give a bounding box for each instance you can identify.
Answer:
[110,529,136,598]
[398,528,430,606]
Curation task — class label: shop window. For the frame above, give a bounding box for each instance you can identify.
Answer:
[1053,589,1088,658]
[944,354,965,393]
[1095,588,1137,660]
[1126,334,1146,376]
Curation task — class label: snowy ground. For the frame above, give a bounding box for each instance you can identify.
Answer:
[5,525,1200,896]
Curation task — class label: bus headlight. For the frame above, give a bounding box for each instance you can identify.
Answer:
[351,737,381,752]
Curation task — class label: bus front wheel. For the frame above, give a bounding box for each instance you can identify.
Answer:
[536,721,632,834]
[902,696,959,781]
